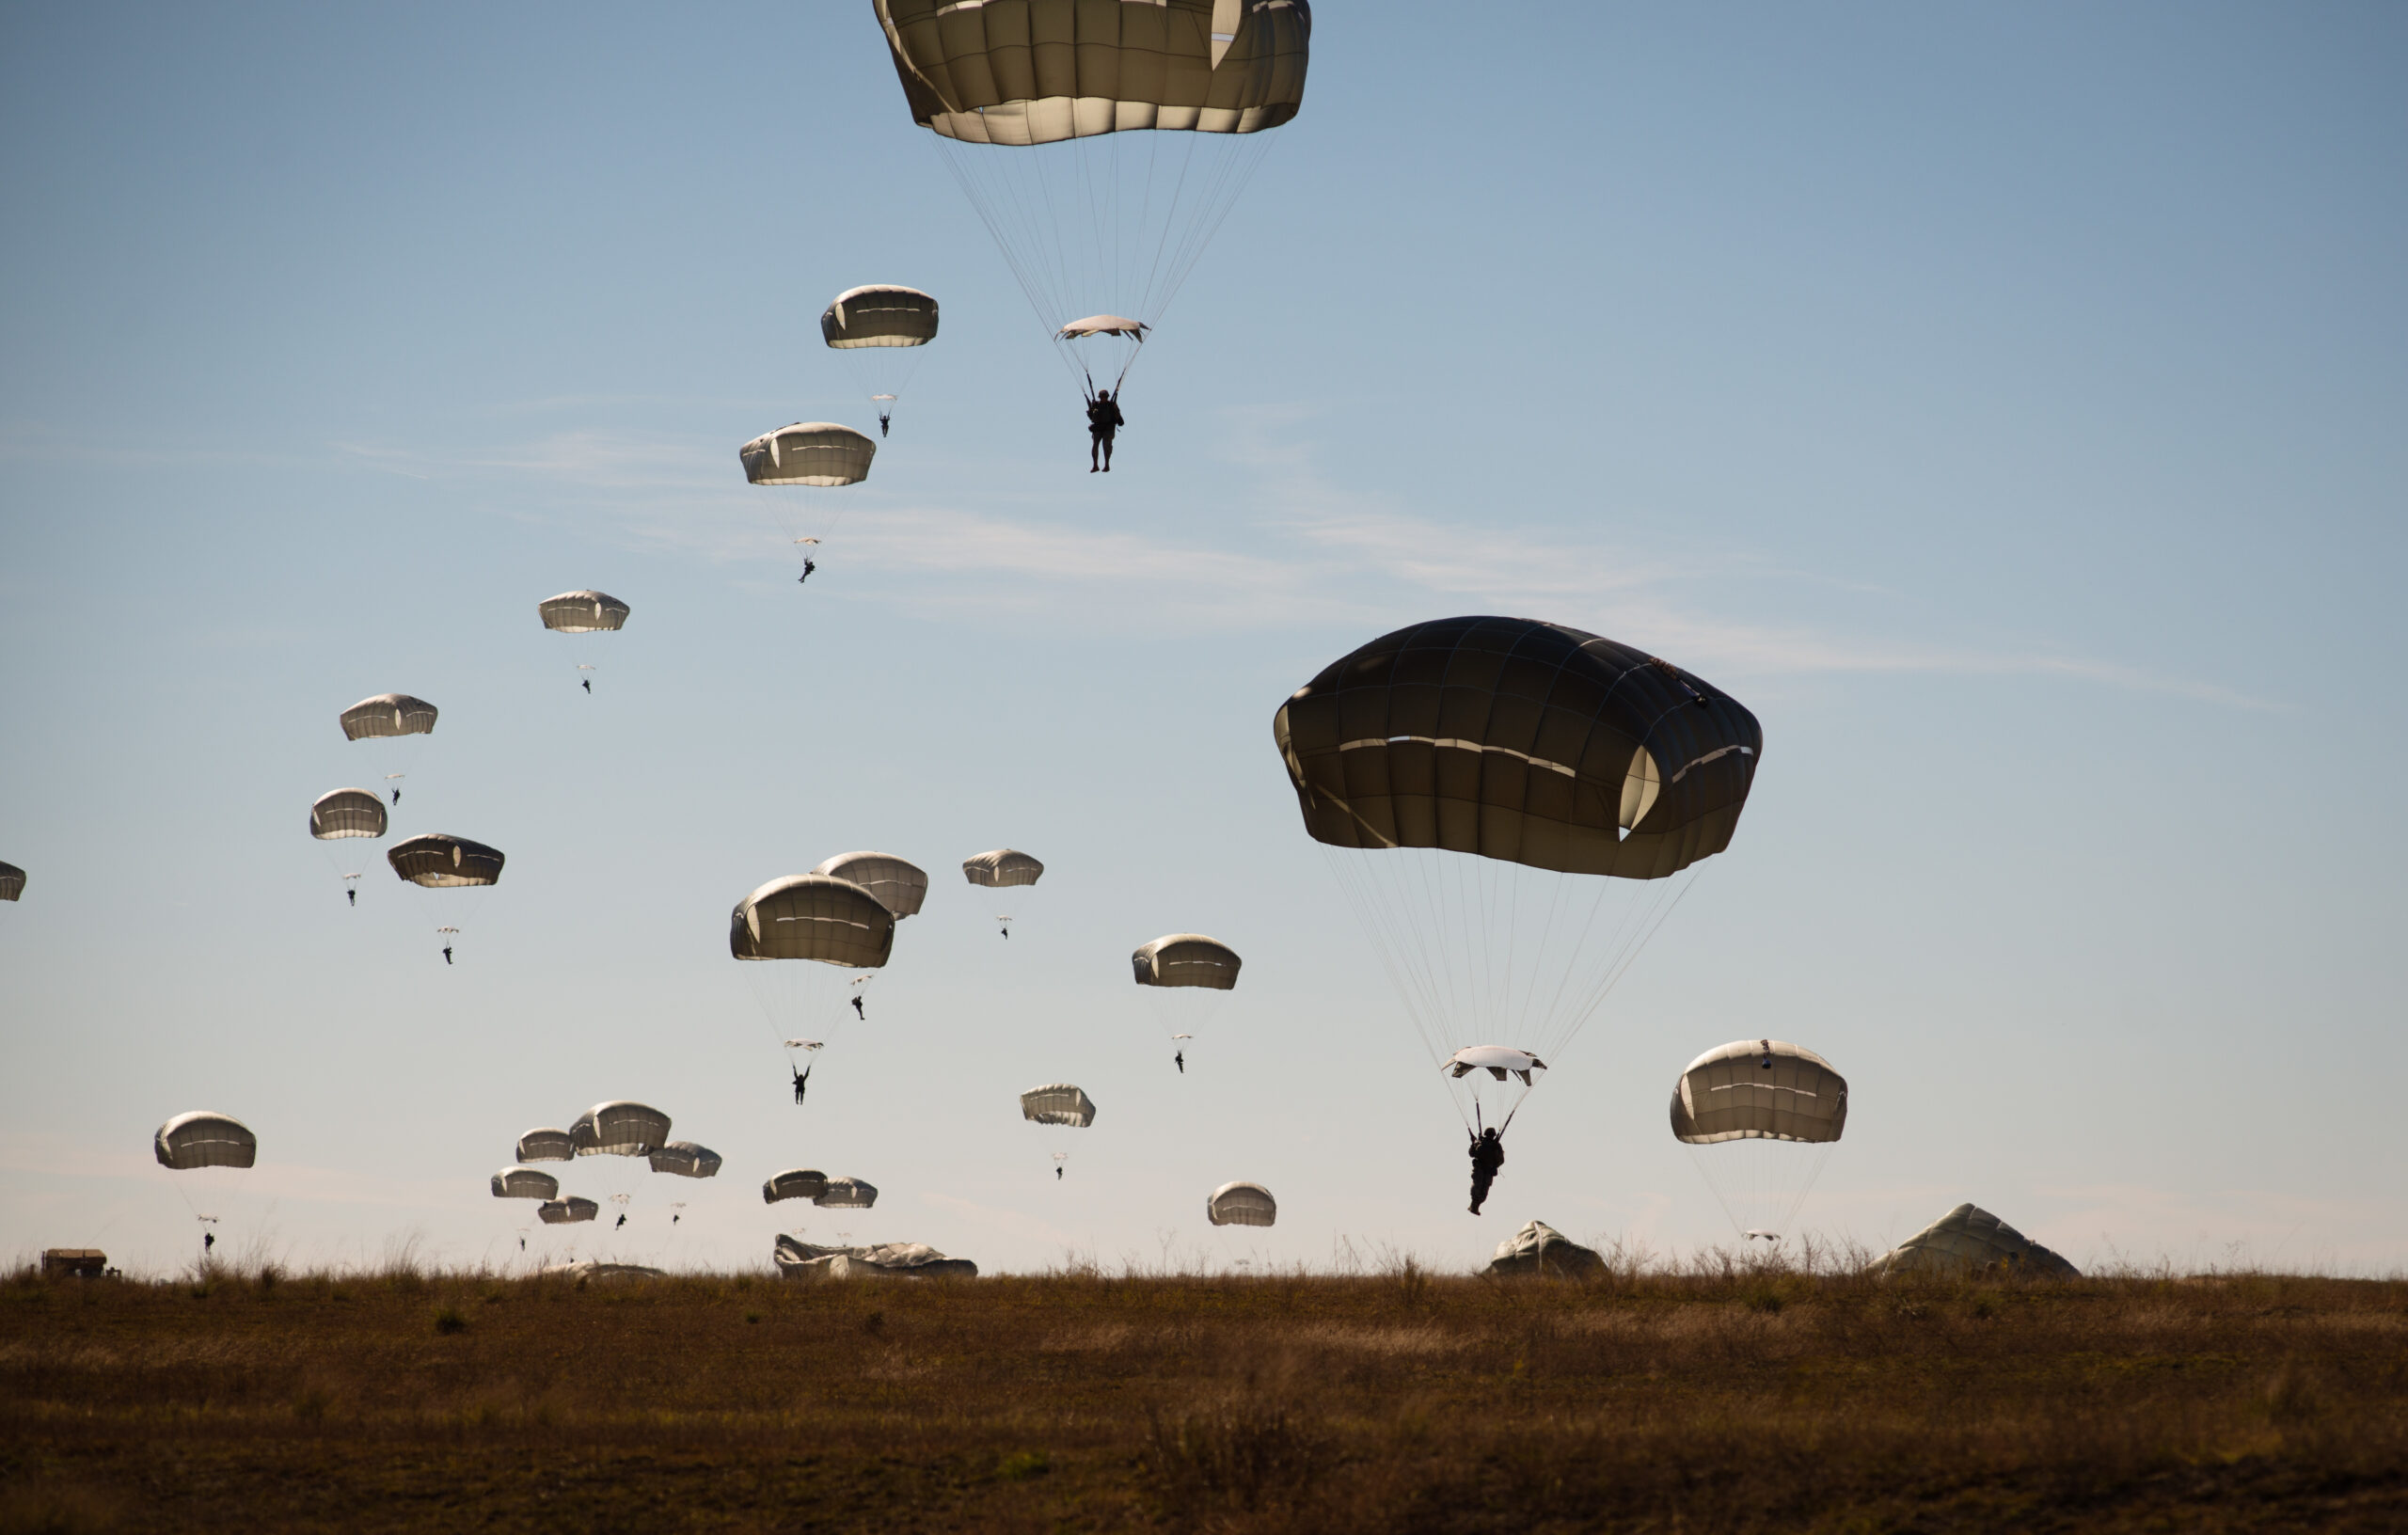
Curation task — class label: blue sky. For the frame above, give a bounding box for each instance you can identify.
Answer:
[2,2,2402,1276]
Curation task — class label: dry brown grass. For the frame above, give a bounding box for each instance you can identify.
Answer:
[2,1259,2403,1532]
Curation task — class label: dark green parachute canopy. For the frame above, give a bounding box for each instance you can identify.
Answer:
[1133,934,1241,990]
[730,876,896,968]
[388,833,506,888]
[537,591,631,633]
[340,693,437,740]
[154,1112,257,1170]
[309,788,388,841]
[872,0,1311,144]
[1274,617,1762,879]
[0,861,23,901]
[822,286,940,348]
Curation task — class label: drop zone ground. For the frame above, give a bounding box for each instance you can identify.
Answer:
[4,1262,2403,1532]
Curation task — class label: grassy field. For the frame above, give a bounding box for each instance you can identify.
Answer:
[3,1258,2403,1533]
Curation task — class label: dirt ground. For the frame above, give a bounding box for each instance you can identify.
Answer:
[4,1261,2404,1532]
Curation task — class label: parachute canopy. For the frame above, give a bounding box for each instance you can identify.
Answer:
[538,590,631,633]
[730,876,895,968]
[1274,617,1762,879]
[539,1195,600,1226]
[571,1101,672,1158]
[963,849,1043,890]
[154,1112,257,1171]
[648,1142,722,1179]
[809,852,930,921]
[1671,1040,1847,1146]
[1867,1203,2081,1280]
[341,693,438,741]
[388,833,505,888]
[1021,1084,1096,1128]
[822,285,940,348]
[309,788,388,841]
[491,1167,561,1200]
[871,0,1311,144]
[1207,1180,1276,1228]
[1446,1045,1547,1085]
[0,861,20,901]
[763,1168,830,1205]
[515,1127,574,1163]
[740,423,877,487]
[1059,314,1146,340]
[1133,933,1241,990]
[816,1177,879,1210]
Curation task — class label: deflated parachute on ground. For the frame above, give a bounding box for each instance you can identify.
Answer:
[1869,1203,2080,1280]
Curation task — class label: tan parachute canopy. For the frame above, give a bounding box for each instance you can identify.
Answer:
[1020,1084,1096,1128]
[740,423,877,487]
[340,692,438,741]
[1671,1040,1847,1146]
[962,849,1043,889]
[809,853,930,921]
[537,591,631,633]
[872,0,1311,144]
[763,1168,830,1205]
[1059,314,1147,340]
[0,861,20,901]
[570,1101,673,1157]
[647,1142,722,1179]
[730,876,895,968]
[816,1177,879,1210]
[1207,1180,1276,1227]
[309,788,388,841]
[515,1128,574,1163]
[1868,1204,2081,1280]
[822,286,940,348]
[491,1167,561,1200]
[387,833,505,888]
[1133,934,1241,990]
[539,1196,599,1225]
[1275,616,1762,880]
[154,1112,257,1170]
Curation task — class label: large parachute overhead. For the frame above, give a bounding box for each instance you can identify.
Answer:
[515,1128,574,1163]
[822,286,940,348]
[1868,1203,2081,1280]
[1671,1040,1848,1146]
[387,833,505,888]
[871,0,1311,144]
[538,591,631,633]
[570,1101,673,1158]
[740,423,877,487]
[815,1177,879,1209]
[763,1168,830,1205]
[154,1112,257,1171]
[1207,1180,1276,1227]
[1021,1084,1096,1128]
[491,1167,561,1200]
[309,788,388,841]
[730,876,896,968]
[962,849,1043,889]
[539,1195,599,1226]
[809,853,930,921]
[647,1142,722,1179]
[1133,934,1242,990]
[1274,617,1762,879]
[0,861,24,901]
[340,693,438,741]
